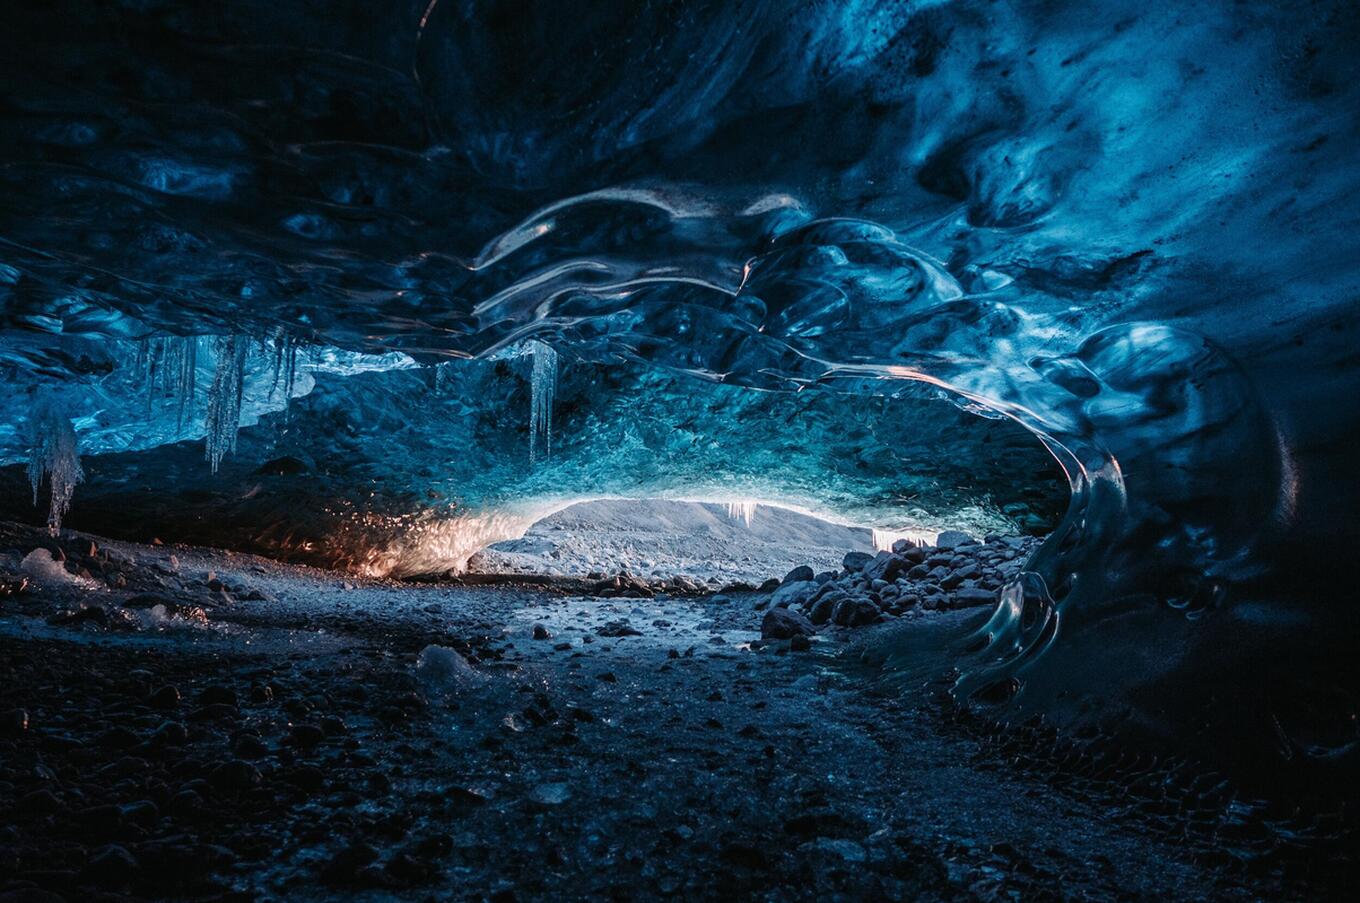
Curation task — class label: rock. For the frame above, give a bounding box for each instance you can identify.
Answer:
[864,552,907,583]
[531,623,552,640]
[935,530,973,550]
[761,607,815,640]
[255,455,310,475]
[597,620,641,637]
[770,579,815,608]
[290,723,326,748]
[233,733,269,759]
[807,595,836,625]
[529,782,571,805]
[782,565,815,584]
[321,843,379,886]
[800,837,867,863]
[790,633,811,652]
[757,578,781,592]
[85,844,139,886]
[199,685,236,707]
[832,598,880,627]
[152,720,188,746]
[149,688,180,718]
[209,759,263,793]
[954,587,998,607]
[842,551,873,572]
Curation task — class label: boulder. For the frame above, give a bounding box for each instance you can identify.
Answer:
[936,530,974,550]
[954,587,998,607]
[842,551,873,572]
[782,565,815,584]
[761,607,815,640]
[771,579,816,608]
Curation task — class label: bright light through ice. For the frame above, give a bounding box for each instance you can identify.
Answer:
[725,500,758,527]
[872,528,933,551]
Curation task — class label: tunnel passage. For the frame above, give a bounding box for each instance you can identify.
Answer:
[2,0,1359,798]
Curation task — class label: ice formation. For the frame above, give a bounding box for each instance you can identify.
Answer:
[1,0,1358,783]
[725,501,758,527]
[203,336,250,473]
[527,340,557,463]
[26,404,83,534]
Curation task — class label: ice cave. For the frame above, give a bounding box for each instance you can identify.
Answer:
[1,0,1357,899]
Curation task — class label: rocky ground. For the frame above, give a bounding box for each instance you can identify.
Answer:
[0,521,1351,901]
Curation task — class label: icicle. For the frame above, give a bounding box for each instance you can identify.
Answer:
[725,501,757,527]
[177,336,197,433]
[527,340,557,463]
[27,404,84,535]
[204,335,249,473]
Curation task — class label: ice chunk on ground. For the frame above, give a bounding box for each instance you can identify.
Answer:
[19,548,98,589]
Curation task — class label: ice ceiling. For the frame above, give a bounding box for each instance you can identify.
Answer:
[2,1,1359,776]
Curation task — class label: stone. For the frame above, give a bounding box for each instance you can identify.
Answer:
[936,530,973,550]
[209,759,263,793]
[841,551,873,572]
[761,607,815,639]
[85,844,139,886]
[954,587,999,607]
[199,685,236,707]
[832,598,879,627]
[531,623,551,640]
[807,595,836,625]
[782,565,815,584]
[770,579,815,608]
[789,633,811,652]
[864,552,907,582]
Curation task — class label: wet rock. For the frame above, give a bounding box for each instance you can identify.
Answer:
[842,551,873,572]
[597,620,641,637]
[790,633,811,652]
[532,622,552,640]
[761,607,815,639]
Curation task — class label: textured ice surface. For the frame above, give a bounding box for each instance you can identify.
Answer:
[1,0,1358,777]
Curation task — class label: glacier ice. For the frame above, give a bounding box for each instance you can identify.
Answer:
[0,0,1358,785]
[527,340,557,463]
[26,403,83,534]
[203,336,250,473]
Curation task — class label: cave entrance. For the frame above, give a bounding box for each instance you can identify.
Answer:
[464,497,940,587]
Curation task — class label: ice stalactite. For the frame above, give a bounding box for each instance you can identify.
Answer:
[26,404,83,535]
[204,335,249,473]
[726,501,757,526]
[528,340,557,463]
[139,336,199,433]
[268,331,300,403]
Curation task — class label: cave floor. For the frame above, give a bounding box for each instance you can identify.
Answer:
[0,529,1327,901]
